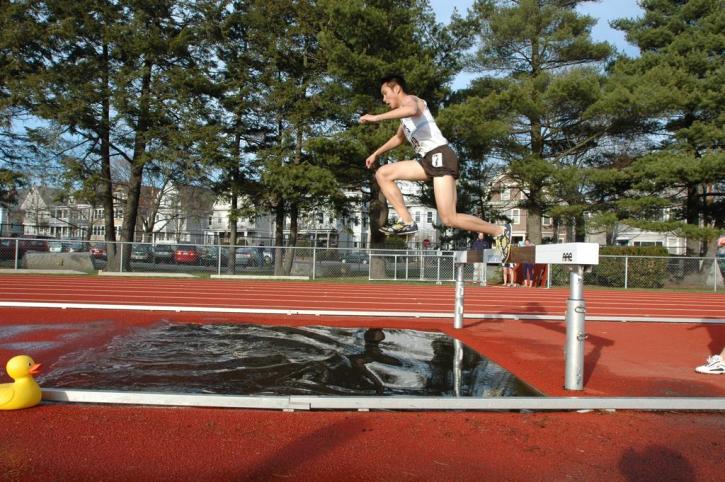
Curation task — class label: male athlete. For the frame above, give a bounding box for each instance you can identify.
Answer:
[360,74,512,260]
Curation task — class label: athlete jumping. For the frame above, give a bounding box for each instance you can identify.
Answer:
[360,74,512,261]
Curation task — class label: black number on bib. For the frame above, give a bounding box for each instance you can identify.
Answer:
[432,153,443,168]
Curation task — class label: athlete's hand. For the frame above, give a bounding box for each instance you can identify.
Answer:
[365,153,378,169]
[359,114,378,124]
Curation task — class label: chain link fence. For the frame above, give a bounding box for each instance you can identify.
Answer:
[2,236,723,291]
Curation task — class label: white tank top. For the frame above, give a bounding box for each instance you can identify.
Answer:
[400,99,448,156]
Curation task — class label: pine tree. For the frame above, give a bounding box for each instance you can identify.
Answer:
[452,0,613,243]
[319,0,466,259]
[611,0,725,255]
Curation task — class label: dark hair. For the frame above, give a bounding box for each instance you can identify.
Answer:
[380,74,407,92]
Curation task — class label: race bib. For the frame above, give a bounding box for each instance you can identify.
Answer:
[432,152,443,168]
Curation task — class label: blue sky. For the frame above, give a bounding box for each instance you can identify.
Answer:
[428,0,644,89]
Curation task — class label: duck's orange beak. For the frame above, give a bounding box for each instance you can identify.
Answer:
[29,363,42,375]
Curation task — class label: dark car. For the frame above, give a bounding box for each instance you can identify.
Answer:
[0,237,50,260]
[234,247,270,267]
[131,244,153,262]
[341,251,369,264]
[153,244,176,264]
[174,245,200,265]
[199,246,228,267]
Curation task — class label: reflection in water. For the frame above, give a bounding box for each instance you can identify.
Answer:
[41,322,540,397]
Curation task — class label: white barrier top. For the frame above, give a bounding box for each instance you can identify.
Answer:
[535,243,599,265]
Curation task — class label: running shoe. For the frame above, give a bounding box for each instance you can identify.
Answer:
[380,221,418,236]
[495,223,512,262]
[695,355,725,375]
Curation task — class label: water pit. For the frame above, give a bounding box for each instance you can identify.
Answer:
[40,322,540,398]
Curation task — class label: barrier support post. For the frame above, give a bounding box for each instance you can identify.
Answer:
[564,265,586,391]
[454,261,465,329]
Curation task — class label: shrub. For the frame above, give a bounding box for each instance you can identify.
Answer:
[597,246,669,288]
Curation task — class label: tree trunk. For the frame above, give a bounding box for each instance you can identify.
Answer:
[273,202,285,275]
[282,203,298,275]
[121,59,153,271]
[368,175,389,279]
[575,214,586,242]
[227,130,242,274]
[685,183,701,256]
[99,42,118,270]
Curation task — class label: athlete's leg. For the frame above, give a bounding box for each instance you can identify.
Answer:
[376,160,428,224]
[433,175,504,236]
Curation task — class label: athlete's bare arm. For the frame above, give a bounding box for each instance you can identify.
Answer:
[365,126,406,169]
[359,95,420,124]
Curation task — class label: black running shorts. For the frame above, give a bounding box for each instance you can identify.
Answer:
[417,144,459,180]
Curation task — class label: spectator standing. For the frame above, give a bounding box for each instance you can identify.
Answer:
[522,238,535,287]
[471,233,490,284]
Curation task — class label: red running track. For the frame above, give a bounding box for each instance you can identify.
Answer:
[1,275,724,480]
[1,275,724,320]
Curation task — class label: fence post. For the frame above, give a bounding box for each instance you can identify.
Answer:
[311,246,317,280]
[714,257,718,293]
[436,252,441,285]
[217,245,222,276]
[394,254,397,280]
[547,264,551,289]
[624,255,628,289]
[120,242,124,273]
[420,251,424,280]
[13,238,19,271]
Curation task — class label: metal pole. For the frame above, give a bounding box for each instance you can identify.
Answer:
[713,257,718,293]
[565,265,586,391]
[311,246,316,280]
[453,339,462,397]
[547,264,551,288]
[13,238,18,270]
[483,252,488,287]
[454,262,465,329]
[624,255,628,289]
[436,252,441,285]
[420,251,424,281]
[120,241,124,273]
[217,245,222,276]
[394,255,397,280]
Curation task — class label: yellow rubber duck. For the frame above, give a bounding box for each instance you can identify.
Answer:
[0,355,42,410]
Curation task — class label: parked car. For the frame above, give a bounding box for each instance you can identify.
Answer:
[174,245,200,265]
[48,240,64,253]
[234,247,262,267]
[0,237,50,259]
[153,244,176,264]
[341,251,369,264]
[199,246,228,267]
[131,244,153,262]
[89,243,107,260]
[48,240,86,253]
[63,241,87,253]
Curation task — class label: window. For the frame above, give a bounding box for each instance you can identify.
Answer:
[415,211,420,223]
[542,216,552,226]
[509,209,520,225]
[501,187,511,201]
[634,241,663,247]
[427,212,434,224]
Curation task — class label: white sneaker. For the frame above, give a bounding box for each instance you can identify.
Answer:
[694,355,725,375]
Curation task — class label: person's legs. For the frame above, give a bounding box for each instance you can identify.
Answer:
[433,176,504,237]
[375,161,428,224]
